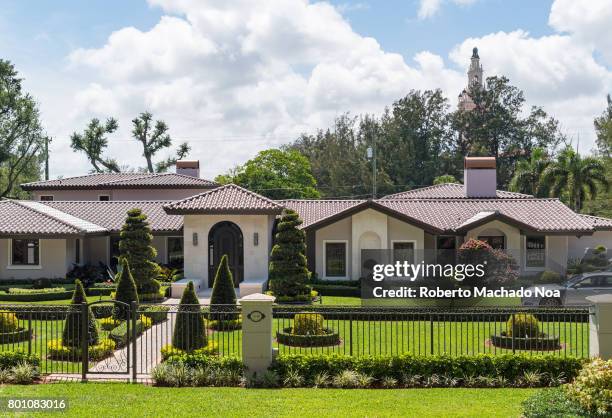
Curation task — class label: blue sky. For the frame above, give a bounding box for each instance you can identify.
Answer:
[1,0,610,179]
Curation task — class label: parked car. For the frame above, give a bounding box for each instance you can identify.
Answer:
[521,271,612,306]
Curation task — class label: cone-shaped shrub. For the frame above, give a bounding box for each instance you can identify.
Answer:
[210,255,238,320]
[269,209,311,297]
[113,258,139,320]
[172,281,206,352]
[118,208,161,295]
[62,280,99,348]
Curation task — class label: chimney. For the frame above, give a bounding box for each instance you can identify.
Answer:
[176,160,200,178]
[464,157,496,198]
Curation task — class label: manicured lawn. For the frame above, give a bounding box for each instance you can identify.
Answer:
[0,383,535,417]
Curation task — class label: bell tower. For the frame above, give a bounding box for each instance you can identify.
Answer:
[458,46,484,112]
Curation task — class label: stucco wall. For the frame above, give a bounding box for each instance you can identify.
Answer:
[388,216,425,263]
[0,238,68,280]
[183,214,274,289]
[84,236,109,265]
[33,188,206,201]
[315,217,352,280]
[568,231,612,259]
[352,209,388,280]
[547,235,568,274]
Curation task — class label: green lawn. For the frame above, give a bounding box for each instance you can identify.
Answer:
[0,383,535,417]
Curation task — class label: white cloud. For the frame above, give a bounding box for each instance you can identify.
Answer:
[417,0,478,20]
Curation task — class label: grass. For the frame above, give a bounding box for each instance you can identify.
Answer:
[0,383,535,417]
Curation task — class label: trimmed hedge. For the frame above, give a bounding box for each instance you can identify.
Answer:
[0,290,73,302]
[270,353,585,384]
[109,316,152,347]
[312,284,360,297]
[0,328,32,344]
[160,342,219,360]
[0,350,40,369]
[163,353,244,375]
[140,305,170,324]
[276,327,340,347]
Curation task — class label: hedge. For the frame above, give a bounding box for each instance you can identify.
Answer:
[270,353,585,384]
[140,305,170,324]
[109,317,152,347]
[0,290,73,302]
[0,328,33,344]
[312,284,361,297]
[0,350,40,369]
[164,352,244,374]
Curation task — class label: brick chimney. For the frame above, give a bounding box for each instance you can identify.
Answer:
[176,160,200,178]
[464,157,496,198]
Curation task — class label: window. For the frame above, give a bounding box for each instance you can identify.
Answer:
[39,195,54,201]
[393,241,415,264]
[75,238,81,264]
[525,236,546,268]
[98,195,110,201]
[325,242,347,278]
[11,239,40,266]
[478,235,505,249]
[167,237,184,267]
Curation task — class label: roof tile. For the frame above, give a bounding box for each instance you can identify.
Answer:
[383,183,532,199]
[21,173,217,190]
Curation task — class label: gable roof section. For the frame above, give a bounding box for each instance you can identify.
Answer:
[579,214,612,231]
[21,172,218,191]
[163,184,284,215]
[383,183,532,200]
[45,201,183,233]
[281,199,366,229]
[0,200,104,236]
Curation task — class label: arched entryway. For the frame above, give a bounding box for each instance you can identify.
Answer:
[208,221,244,288]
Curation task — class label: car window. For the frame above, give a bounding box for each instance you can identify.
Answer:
[599,276,612,288]
[574,277,595,288]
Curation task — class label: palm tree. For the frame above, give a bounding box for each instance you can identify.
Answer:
[540,147,609,211]
[509,147,549,196]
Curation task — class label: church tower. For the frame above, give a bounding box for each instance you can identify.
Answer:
[458,47,484,111]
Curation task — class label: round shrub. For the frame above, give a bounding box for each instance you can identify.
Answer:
[593,245,606,254]
[0,311,19,332]
[293,313,324,335]
[565,358,611,416]
[507,313,540,338]
[141,305,170,324]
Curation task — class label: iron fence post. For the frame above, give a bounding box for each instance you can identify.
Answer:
[131,301,138,383]
[27,311,32,355]
[511,314,515,354]
[429,314,434,356]
[81,303,88,382]
[349,313,353,357]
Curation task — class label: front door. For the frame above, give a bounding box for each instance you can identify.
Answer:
[208,222,244,287]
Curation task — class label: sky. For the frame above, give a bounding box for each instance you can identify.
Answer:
[1,0,611,180]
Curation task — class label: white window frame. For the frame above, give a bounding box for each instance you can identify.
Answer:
[391,240,417,264]
[166,236,184,264]
[39,195,54,201]
[524,235,548,272]
[7,238,42,270]
[323,240,349,280]
[98,194,111,201]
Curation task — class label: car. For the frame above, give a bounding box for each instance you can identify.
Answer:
[521,271,612,306]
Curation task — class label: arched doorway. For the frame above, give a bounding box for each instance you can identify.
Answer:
[208,221,244,288]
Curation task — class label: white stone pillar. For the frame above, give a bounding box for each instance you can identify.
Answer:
[239,293,276,377]
[587,294,612,360]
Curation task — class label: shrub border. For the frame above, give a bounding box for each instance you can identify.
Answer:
[491,334,561,351]
[276,327,341,347]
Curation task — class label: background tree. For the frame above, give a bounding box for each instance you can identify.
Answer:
[433,174,458,185]
[509,147,550,196]
[172,281,206,352]
[131,112,190,173]
[594,94,612,158]
[118,208,161,295]
[216,148,320,199]
[0,60,46,197]
[268,210,310,298]
[70,118,120,173]
[62,280,99,348]
[113,258,138,320]
[540,147,609,211]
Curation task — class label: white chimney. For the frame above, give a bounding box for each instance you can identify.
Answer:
[464,157,496,198]
[176,160,200,178]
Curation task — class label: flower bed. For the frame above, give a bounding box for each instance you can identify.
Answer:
[160,342,219,360]
[47,338,116,361]
[276,327,340,347]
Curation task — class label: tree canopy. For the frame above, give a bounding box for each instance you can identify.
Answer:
[70,118,120,173]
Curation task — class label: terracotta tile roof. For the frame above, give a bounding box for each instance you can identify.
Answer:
[579,214,612,231]
[281,199,366,228]
[0,200,96,235]
[45,201,183,233]
[164,184,284,214]
[383,183,532,199]
[21,173,218,191]
[18,201,106,234]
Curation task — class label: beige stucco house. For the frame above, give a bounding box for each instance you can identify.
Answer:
[0,158,611,298]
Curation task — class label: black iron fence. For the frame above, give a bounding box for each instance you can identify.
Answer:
[0,303,589,377]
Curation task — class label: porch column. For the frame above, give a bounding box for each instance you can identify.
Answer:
[239,293,276,377]
[587,294,612,360]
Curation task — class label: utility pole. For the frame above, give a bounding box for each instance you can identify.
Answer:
[366,127,377,199]
[44,136,50,180]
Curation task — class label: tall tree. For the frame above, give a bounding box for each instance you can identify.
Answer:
[509,147,550,196]
[540,147,609,211]
[216,148,320,199]
[0,60,46,197]
[594,94,612,158]
[131,112,190,173]
[70,118,120,173]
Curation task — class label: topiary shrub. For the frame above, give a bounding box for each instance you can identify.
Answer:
[507,313,540,338]
[565,358,611,416]
[113,258,138,320]
[210,255,239,321]
[538,270,562,284]
[62,280,99,348]
[293,313,324,335]
[0,311,19,333]
[593,245,607,254]
[172,282,207,352]
[118,208,161,294]
[268,209,311,299]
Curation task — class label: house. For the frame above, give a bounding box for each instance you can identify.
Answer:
[0,157,610,299]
